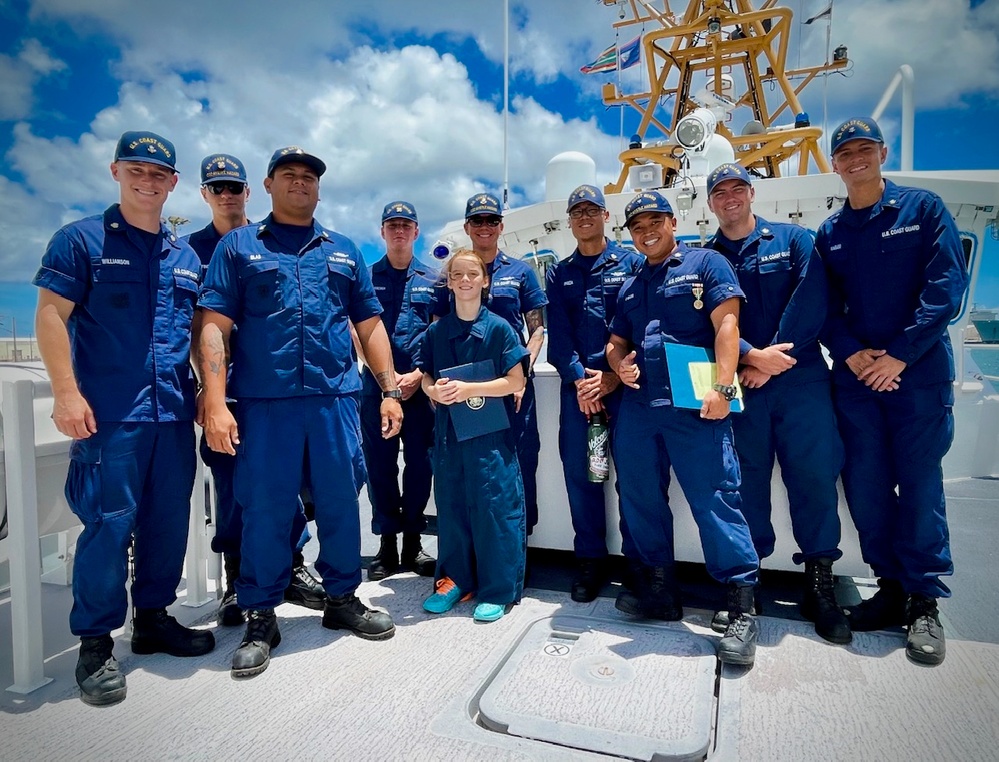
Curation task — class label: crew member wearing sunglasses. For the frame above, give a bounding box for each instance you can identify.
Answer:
[432,193,548,540]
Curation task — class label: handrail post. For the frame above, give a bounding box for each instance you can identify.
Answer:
[183,428,212,607]
[3,379,54,694]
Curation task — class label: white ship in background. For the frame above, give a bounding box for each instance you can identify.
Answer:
[3,1,999,758]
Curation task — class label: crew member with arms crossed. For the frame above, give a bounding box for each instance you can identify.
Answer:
[817,117,969,665]
[607,191,761,666]
[34,131,215,706]
[197,146,402,678]
[184,153,323,625]
[705,163,850,644]
[360,201,437,580]
[545,184,644,601]
[433,193,547,535]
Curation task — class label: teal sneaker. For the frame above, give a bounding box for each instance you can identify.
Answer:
[423,577,466,614]
[473,602,506,622]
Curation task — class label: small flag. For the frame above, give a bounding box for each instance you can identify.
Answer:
[618,36,641,70]
[804,4,832,24]
[580,36,641,74]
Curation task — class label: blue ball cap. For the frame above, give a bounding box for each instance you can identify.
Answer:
[829,117,884,155]
[114,131,177,172]
[382,200,418,224]
[267,146,327,178]
[566,184,606,212]
[465,192,502,219]
[201,154,247,185]
[624,191,674,227]
[707,163,752,195]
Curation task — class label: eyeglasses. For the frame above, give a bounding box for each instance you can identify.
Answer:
[205,182,246,195]
[569,206,604,220]
[467,216,502,228]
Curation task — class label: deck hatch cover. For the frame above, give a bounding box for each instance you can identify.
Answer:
[478,615,716,761]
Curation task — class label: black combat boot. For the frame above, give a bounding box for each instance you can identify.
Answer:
[801,557,852,644]
[322,593,396,640]
[571,557,607,603]
[401,533,436,577]
[367,534,400,581]
[905,594,946,666]
[217,553,244,627]
[76,635,127,707]
[845,577,907,631]
[621,557,645,593]
[615,563,683,621]
[231,609,281,678]
[284,551,326,610]
[711,585,760,633]
[131,608,215,657]
[718,584,760,667]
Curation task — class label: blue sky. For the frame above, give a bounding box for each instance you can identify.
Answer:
[2,0,999,339]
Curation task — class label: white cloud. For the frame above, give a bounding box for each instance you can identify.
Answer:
[0,38,66,120]
[5,0,999,284]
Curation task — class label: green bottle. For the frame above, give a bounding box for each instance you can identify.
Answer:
[587,411,609,483]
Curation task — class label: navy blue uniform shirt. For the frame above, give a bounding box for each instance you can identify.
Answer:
[708,217,829,384]
[33,205,201,423]
[610,242,744,407]
[185,220,253,277]
[545,240,644,383]
[418,305,530,439]
[361,255,438,397]
[816,179,969,387]
[198,213,382,399]
[432,252,548,343]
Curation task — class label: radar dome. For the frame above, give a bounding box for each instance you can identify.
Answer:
[546,152,596,201]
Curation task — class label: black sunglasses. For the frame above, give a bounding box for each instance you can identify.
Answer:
[205,182,246,195]
[467,216,502,228]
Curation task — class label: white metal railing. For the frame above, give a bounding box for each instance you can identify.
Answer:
[2,378,217,693]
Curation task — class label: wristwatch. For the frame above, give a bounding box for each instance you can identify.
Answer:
[382,389,403,400]
[713,383,738,401]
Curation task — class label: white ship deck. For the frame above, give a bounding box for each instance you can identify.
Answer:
[2,477,997,761]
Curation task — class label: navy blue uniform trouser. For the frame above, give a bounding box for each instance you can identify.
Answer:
[434,430,526,605]
[359,389,434,536]
[66,422,195,637]
[557,384,637,559]
[613,399,759,585]
[234,396,366,609]
[512,376,540,531]
[199,430,310,559]
[732,378,844,564]
[833,381,954,598]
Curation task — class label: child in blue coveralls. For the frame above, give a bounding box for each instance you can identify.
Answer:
[418,249,529,622]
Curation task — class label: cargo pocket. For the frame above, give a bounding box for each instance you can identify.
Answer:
[66,438,103,525]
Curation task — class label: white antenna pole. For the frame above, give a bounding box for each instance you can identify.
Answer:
[823,13,830,154]
[503,0,510,209]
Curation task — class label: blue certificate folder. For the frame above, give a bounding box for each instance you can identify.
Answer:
[663,343,745,413]
[439,360,511,441]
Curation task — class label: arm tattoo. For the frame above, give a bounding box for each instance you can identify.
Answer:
[376,371,394,391]
[525,308,545,335]
[201,329,226,377]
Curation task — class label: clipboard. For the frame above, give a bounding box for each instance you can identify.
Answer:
[663,343,745,413]
[439,360,511,441]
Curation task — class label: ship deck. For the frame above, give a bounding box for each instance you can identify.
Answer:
[2,477,998,761]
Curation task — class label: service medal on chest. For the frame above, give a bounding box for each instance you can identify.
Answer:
[692,283,704,310]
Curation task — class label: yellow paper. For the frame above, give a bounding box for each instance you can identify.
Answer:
[689,362,743,401]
